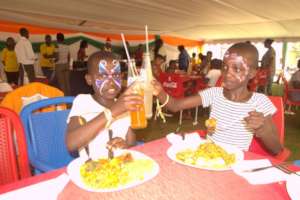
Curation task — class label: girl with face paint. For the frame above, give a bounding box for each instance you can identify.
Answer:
[66,51,143,158]
[152,42,283,155]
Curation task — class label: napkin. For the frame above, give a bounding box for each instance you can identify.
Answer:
[0,173,70,200]
[233,159,290,185]
[166,132,203,147]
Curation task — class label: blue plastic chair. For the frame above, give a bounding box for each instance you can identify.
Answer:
[20,96,75,174]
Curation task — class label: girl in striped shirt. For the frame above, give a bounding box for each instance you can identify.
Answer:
[153,42,282,155]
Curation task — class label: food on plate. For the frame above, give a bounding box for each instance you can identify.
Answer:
[80,152,154,189]
[205,118,217,133]
[175,142,236,169]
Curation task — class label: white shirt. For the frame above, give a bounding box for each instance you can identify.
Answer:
[15,36,36,65]
[67,94,131,160]
[158,45,167,59]
[199,87,276,150]
[56,43,70,64]
[206,69,222,87]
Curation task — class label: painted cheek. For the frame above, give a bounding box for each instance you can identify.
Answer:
[95,79,104,89]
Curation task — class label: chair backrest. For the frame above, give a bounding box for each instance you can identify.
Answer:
[256,68,268,86]
[215,75,223,87]
[249,96,288,159]
[158,72,185,98]
[20,96,75,173]
[0,107,31,185]
[0,82,64,113]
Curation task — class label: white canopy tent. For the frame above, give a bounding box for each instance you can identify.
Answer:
[1,0,300,41]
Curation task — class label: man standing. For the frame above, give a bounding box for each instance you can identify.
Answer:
[55,33,71,95]
[40,34,55,80]
[261,38,276,95]
[15,27,36,85]
[178,45,190,72]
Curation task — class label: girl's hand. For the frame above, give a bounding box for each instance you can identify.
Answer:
[151,79,163,96]
[244,111,265,131]
[111,83,144,117]
[107,137,127,149]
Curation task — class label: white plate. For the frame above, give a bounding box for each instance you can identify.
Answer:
[166,140,244,171]
[67,150,160,192]
[286,173,300,200]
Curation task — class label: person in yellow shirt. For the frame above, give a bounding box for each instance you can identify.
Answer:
[1,37,19,85]
[40,35,56,80]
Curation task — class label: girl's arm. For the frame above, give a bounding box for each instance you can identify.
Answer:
[66,113,109,152]
[244,112,282,155]
[152,79,203,112]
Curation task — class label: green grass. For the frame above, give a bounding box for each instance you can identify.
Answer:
[136,84,300,161]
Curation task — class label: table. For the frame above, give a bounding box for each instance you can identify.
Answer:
[0,138,292,200]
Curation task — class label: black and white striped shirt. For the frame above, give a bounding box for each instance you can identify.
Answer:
[199,87,276,150]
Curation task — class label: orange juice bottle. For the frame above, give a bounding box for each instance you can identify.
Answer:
[130,83,147,129]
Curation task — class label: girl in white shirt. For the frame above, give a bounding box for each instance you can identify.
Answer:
[66,51,143,159]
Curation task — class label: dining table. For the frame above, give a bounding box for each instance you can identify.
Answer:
[0,137,295,200]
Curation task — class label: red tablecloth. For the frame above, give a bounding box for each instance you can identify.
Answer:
[60,138,290,200]
[0,138,292,199]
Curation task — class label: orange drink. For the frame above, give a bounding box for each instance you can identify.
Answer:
[130,84,147,129]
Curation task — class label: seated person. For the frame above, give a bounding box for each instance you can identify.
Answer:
[152,42,282,155]
[166,60,177,73]
[66,51,143,159]
[205,58,222,87]
[152,54,165,79]
[288,59,300,101]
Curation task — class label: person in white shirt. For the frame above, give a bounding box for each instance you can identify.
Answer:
[261,38,276,95]
[55,33,71,95]
[205,58,222,87]
[15,27,36,85]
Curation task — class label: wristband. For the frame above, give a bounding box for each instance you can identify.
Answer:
[103,108,113,129]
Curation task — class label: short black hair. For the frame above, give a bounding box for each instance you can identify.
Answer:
[155,54,166,61]
[211,59,222,69]
[56,33,64,42]
[169,60,177,66]
[80,40,88,48]
[225,42,258,69]
[45,34,51,40]
[87,51,119,74]
[19,27,28,36]
[264,38,274,45]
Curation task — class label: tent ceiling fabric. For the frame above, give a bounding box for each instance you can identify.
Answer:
[1,0,300,41]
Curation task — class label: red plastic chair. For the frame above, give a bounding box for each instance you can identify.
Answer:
[158,72,187,125]
[196,96,290,161]
[249,96,290,161]
[215,75,223,87]
[282,76,300,113]
[0,107,31,185]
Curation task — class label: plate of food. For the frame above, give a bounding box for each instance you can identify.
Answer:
[67,150,160,192]
[167,140,244,171]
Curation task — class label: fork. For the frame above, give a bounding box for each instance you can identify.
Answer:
[108,129,114,160]
[175,125,184,140]
[243,160,300,176]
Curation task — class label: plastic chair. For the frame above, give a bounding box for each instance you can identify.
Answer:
[0,82,64,114]
[0,107,31,185]
[282,76,300,114]
[159,72,187,125]
[20,96,75,174]
[249,96,290,161]
[215,75,223,87]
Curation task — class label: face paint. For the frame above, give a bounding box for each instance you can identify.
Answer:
[95,59,121,95]
[223,52,250,83]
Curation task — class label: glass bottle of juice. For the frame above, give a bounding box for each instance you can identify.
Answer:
[130,81,147,129]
